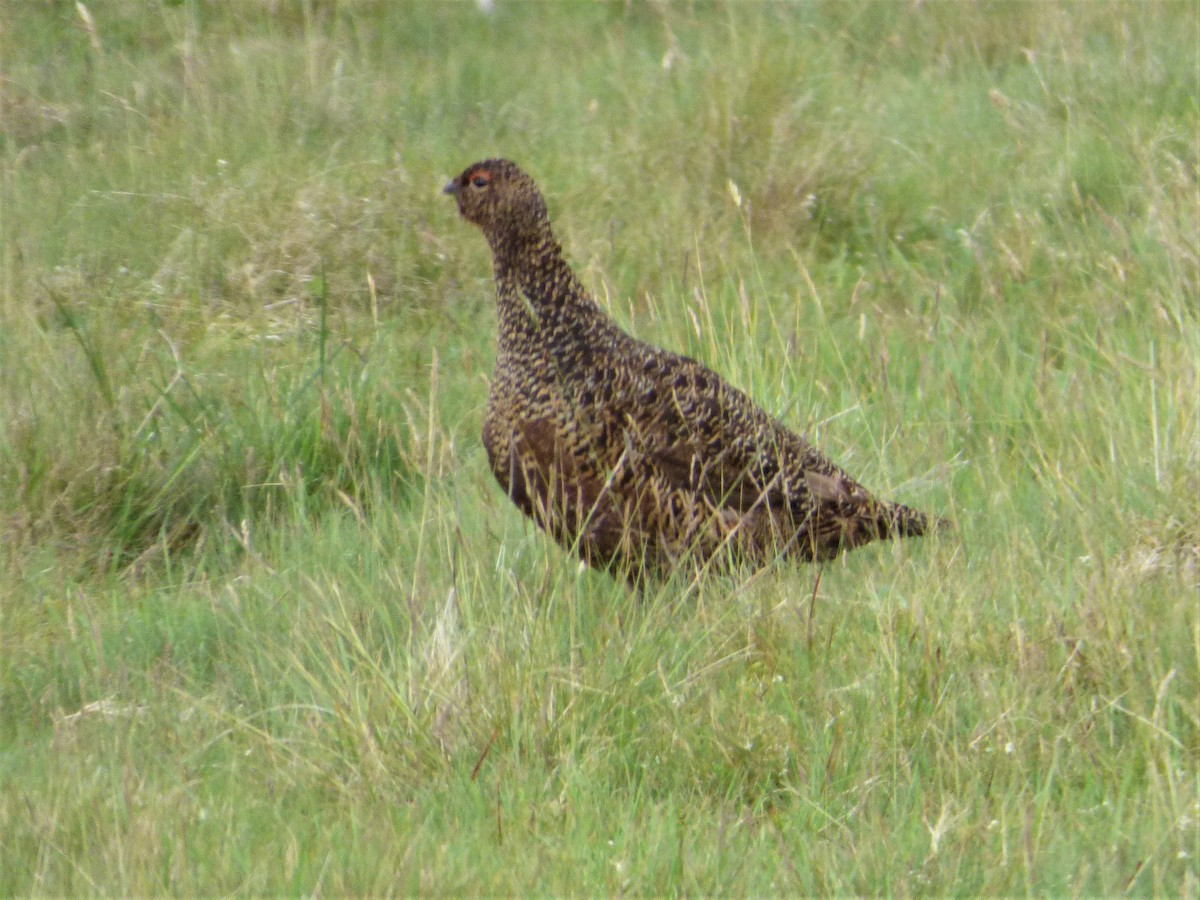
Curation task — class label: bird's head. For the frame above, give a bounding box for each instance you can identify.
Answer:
[444,158,550,249]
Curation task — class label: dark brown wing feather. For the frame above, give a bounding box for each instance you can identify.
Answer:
[621,347,932,562]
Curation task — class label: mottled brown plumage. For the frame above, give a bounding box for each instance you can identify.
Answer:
[445,158,938,581]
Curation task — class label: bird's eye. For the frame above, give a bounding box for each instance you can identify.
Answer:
[470,173,491,189]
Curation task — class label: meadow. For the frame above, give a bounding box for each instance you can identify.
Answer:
[0,1,1196,894]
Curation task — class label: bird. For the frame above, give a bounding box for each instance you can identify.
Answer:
[444,158,940,582]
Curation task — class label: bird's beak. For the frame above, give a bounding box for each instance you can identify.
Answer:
[442,180,459,196]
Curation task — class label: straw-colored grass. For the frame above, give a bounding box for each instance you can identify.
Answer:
[1,2,1196,893]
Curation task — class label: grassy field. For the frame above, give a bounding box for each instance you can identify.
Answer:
[1,0,1196,894]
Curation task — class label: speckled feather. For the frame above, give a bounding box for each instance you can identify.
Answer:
[446,158,936,580]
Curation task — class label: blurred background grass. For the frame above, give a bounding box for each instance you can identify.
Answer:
[0,1,1196,894]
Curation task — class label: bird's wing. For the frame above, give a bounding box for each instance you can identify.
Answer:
[622,350,832,516]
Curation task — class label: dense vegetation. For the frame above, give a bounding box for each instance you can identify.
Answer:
[1,2,1196,893]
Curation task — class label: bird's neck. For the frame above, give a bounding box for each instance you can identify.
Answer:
[490,231,602,351]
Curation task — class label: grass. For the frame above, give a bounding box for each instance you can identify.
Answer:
[1,0,1197,894]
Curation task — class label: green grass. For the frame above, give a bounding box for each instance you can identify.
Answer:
[1,0,1197,894]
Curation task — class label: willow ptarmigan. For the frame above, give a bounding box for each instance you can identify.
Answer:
[445,158,938,581]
